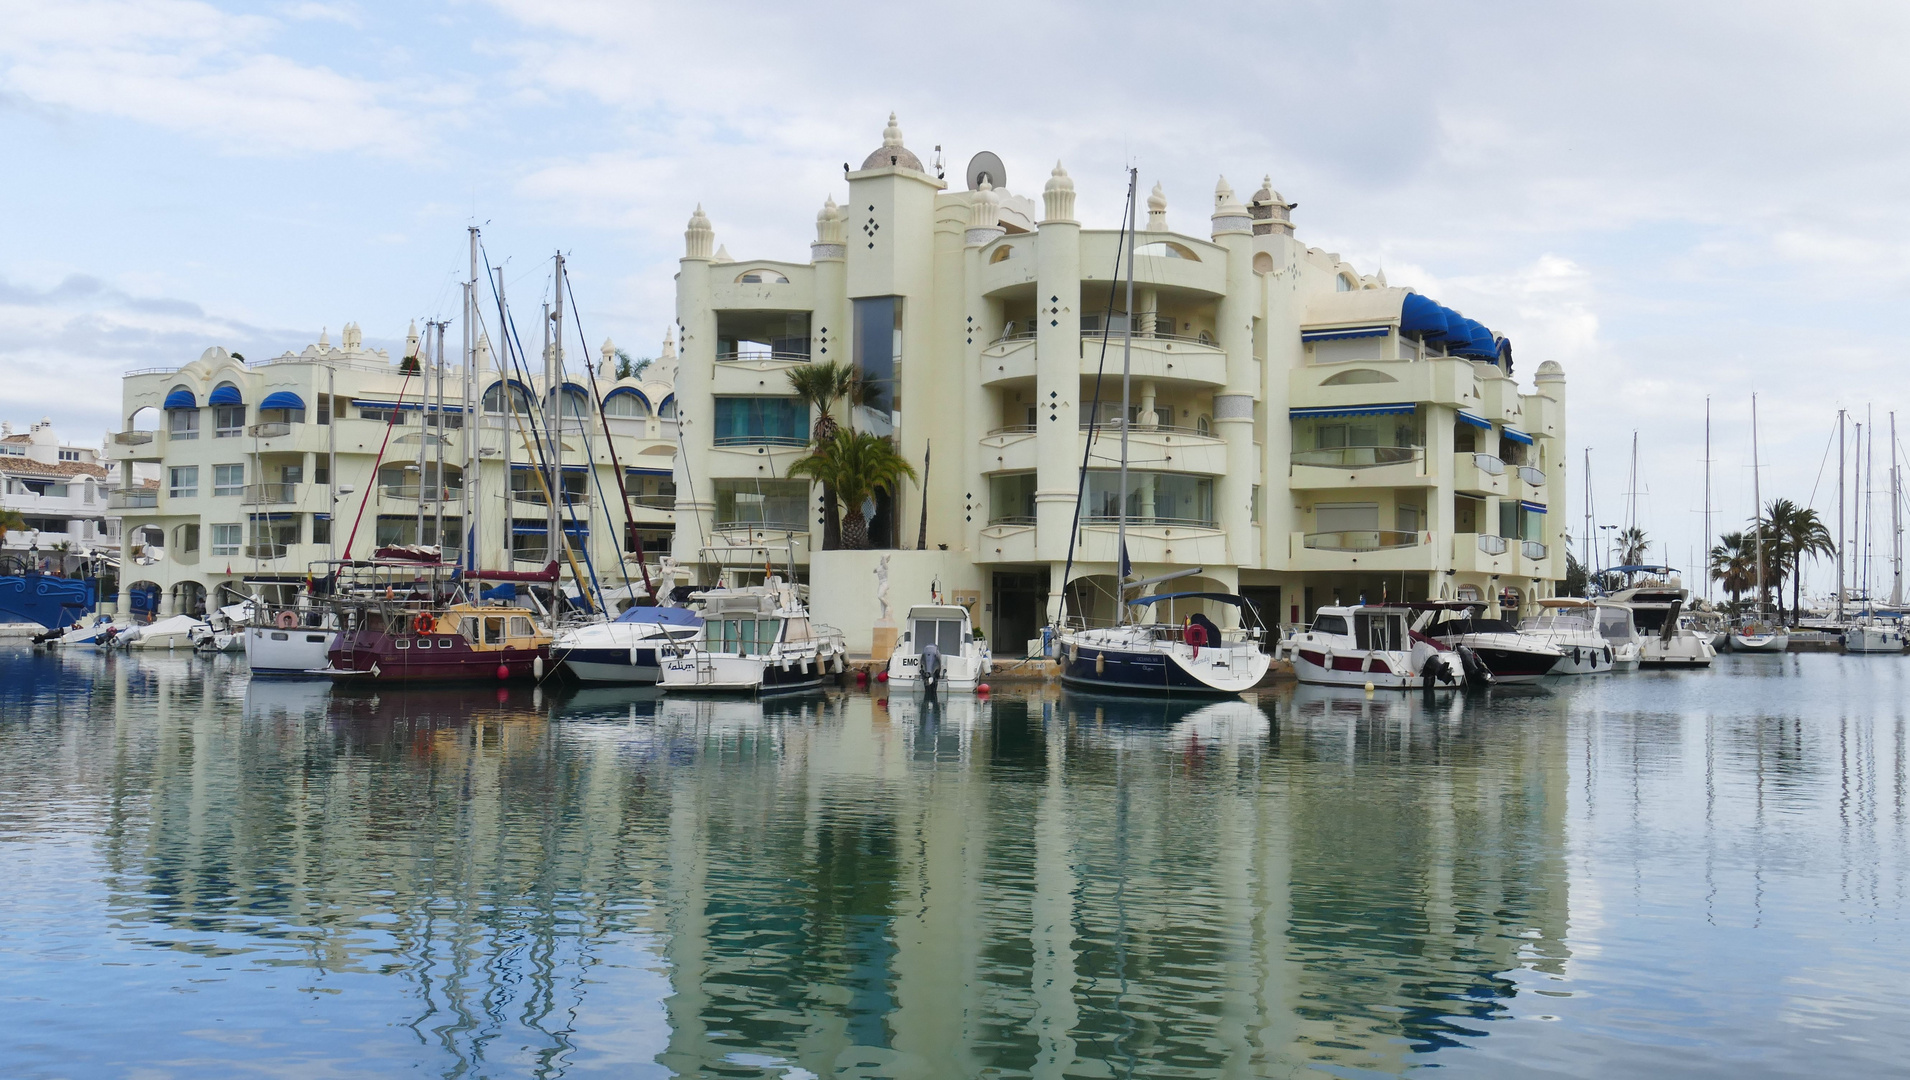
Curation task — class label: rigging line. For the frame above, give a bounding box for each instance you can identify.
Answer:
[1058,171,1137,623]
[549,266,609,618]
[481,246,596,608]
[566,272,655,602]
[505,297,604,612]
[1805,410,1840,512]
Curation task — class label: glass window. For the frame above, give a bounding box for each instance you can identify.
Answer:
[214,405,245,437]
[484,617,504,644]
[1315,503,1379,533]
[213,463,244,497]
[713,397,809,445]
[1083,471,1215,527]
[311,515,331,545]
[604,392,648,418]
[988,472,1037,525]
[713,479,809,530]
[912,618,963,655]
[169,410,199,440]
[210,523,241,555]
[1500,501,1519,539]
[483,382,533,414]
[510,616,534,638]
[259,408,305,425]
[852,296,900,414]
[1310,613,1349,636]
[168,466,198,498]
[316,396,332,425]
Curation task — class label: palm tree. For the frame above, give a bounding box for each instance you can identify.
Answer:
[1616,526,1650,568]
[1711,531,1756,612]
[786,430,917,549]
[787,361,857,548]
[1760,498,1833,624]
[0,508,23,535]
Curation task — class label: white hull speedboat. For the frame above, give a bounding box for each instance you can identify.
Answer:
[1285,605,1468,690]
[244,624,339,675]
[887,603,992,692]
[554,607,704,684]
[46,616,131,648]
[1604,577,1714,668]
[1592,602,1645,671]
[659,582,846,695]
[1412,602,1562,683]
[1520,599,1616,675]
[126,614,208,650]
[1844,620,1905,654]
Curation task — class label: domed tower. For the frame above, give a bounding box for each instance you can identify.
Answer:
[860,112,924,172]
[1248,176,1295,237]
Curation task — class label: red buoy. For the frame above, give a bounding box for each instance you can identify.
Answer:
[875,670,889,683]
[855,669,869,686]
[976,683,991,696]
[496,663,510,680]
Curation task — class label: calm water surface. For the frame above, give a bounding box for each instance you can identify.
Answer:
[0,648,1905,1078]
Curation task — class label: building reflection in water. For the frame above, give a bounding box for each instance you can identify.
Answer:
[12,651,1615,1077]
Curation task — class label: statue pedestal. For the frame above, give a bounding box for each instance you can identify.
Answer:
[871,620,898,663]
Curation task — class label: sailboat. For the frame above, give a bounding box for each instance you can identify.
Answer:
[1731,394,1789,653]
[1845,410,1905,653]
[1054,170,1270,697]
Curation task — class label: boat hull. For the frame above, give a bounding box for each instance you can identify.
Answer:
[557,648,665,684]
[1463,645,1561,683]
[244,625,338,676]
[1290,648,1463,690]
[886,649,990,692]
[1844,625,1904,653]
[1059,638,1269,697]
[1729,633,1790,654]
[659,652,830,695]
[326,629,547,683]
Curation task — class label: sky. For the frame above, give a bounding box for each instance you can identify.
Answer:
[3,0,1908,597]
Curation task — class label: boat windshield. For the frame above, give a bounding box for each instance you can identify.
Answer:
[1352,612,1408,651]
[706,617,777,655]
[1596,607,1635,641]
[1522,613,1592,633]
[909,617,964,655]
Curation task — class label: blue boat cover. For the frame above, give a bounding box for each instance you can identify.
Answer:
[163,388,197,410]
[614,605,703,626]
[208,383,243,406]
[259,391,305,410]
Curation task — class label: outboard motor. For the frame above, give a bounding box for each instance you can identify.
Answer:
[1455,644,1495,689]
[920,641,942,696]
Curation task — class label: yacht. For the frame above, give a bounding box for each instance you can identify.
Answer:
[1520,598,1618,674]
[886,602,991,693]
[658,581,846,695]
[552,605,705,684]
[1411,600,1562,683]
[1729,616,1790,654]
[1059,592,1271,697]
[243,603,340,676]
[40,614,131,648]
[1604,572,1714,667]
[124,613,208,650]
[1286,605,1471,690]
[1844,613,1906,654]
[1591,602,1645,670]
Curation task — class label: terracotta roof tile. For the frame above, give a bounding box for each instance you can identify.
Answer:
[0,459,109,479]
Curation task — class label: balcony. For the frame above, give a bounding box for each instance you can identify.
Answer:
[1288,529,1434,573]
[242,483,299,506]
[715,349,810,364]
[243,543,288,560]
[1290,445,1428,491]
[1451,532,1516,575]
[379,484,463,502]
[247,422,293,439]
[1518,465,1545,487]
[1522,540,1548,561]
[979,337,1037,388]
[630,494,677,510]
[1303,530,1421,552]
[1452,452,1509,496]
[1079,333,1226,386]
[1082,422,1226,475]
[111,431,154,446]
[109,489,158,510]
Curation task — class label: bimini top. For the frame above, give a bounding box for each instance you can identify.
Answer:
[1607,564,1677,575]
[1127,591,1252,607]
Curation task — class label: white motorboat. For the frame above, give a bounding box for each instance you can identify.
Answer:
[1411,600,1562,683]
[1682,607,1730,652]
[887,603,992,692]
[1520,598,1618,675]
[191,600,253,653]
[125,613,208,650]
[553,605,704,684]
[1285,605,1471,690]
[1591,603,1644,670]
[659,581,846,695]
[1604,573,1714,668]
[1729,618,1790,654]
[1059,591,1271,697]
[43,614,132,648]
[1844,615,1906,654]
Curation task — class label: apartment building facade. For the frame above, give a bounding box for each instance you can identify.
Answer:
[672,116,1567,649]
[106,324,678,616]
[1,418,137,570]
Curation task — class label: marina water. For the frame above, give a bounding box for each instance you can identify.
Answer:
[1,649,1905,1077]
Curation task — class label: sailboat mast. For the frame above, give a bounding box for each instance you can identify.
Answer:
[543,288,558,584]
[463,227,477,571]
[1116,167,1136,624]
[1837,408,1845,620]
[1865,408,1874,606]
[1582,447,1593,580]
[1703,397,1712,603]
[433,318,446,559]
[1752,394,1763,610]
[1894,412,1903,608]
[494,265,513,571]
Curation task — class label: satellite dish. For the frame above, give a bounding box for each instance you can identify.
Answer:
[966,151,1007,192]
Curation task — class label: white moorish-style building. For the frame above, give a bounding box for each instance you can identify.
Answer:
[106,323,679,616]
[672,115,1567,651]
[1,418,144,570]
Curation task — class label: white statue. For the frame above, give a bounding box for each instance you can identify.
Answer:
[875,555,892,623]
[657,555,678,604]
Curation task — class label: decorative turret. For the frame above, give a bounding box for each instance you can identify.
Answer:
[317,326,330,350]
[344,322,364,351]
[965,179,1005,247]
[402,320,417,359]
[662,328,676,361]
[648,329,678,386]
[685,204,713,260]
[600,337,618,378]
[1248,175,1295,237]
[1042,161,1076,224]
[1146,182,1169,232]
[859,112,924,171]
[1211,176,1252,237]
[475,332,492,370]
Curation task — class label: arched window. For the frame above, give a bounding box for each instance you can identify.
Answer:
[1196,414,1212,436]
[736,269,790,284]
[604,390,650,418]
[1456,584,1483,602]
[558,386,591,420]
[1335,273,1356,292]
[1136,241,1199,261]
[1320,368,1398,386]
[658,395,677,420]
[482,381,533,415]
[989,245,1017,264]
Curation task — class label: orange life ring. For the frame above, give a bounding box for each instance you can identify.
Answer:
[414,612,434,635]
[276,611,298,629]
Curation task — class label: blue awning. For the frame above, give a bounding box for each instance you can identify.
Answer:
[1290,404,1417,419]
[163,389,197,410]
[1400,293,1454,339]
[208,384,243,406]
[1301,325,1390,343]
[1456,411,1492,430]
[511,522,589,536]
[1520,501,1547,514]
[353,399,424,410]
[259,391,305,411]
[625,466,672,477]
[1502,426,1533,445]
[1451,319,1498,360]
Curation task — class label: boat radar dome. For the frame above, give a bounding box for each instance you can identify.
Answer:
[860,112,923,171]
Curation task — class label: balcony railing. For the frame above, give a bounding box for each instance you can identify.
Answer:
[1082,515,1218,529]
[987,424,1037,437]
[380,484,463,502]
[629,494,677,509]
[510,490,590,506]
[243,543,288,559]
[713,435,810,448]
[1519,465,1546,487]
[1083,420,1218,440]
[1292,445,1422,469]
[1304,530,1421,552]
[1471,453,1505,476]
[1477,534,1509,555]
[715,350,811,364]
[1523,540,1549,560]
[108,489,159,509]
[111,431,154,446]
[242,483,299,505]
[987,515,1037,527]
[248,422,292,438]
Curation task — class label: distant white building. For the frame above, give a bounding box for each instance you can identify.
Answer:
[0,418,144,571]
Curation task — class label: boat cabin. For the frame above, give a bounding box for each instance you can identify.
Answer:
[693,589,813,656]
[903,604,972,656]
[1308,605,1413,651]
